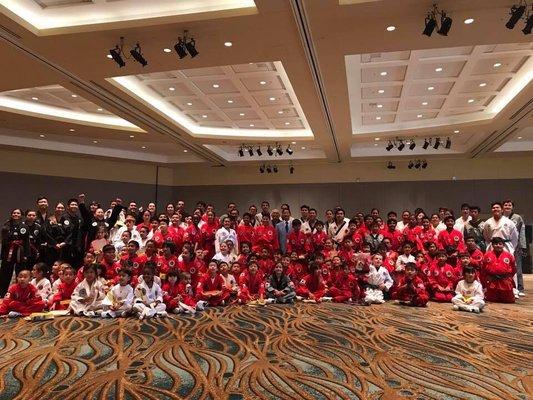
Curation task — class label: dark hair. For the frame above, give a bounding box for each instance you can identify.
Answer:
[463,265,476,275]
[300,205,310,211]
[502,199,514,206]
[491,202,503,208]
[460,203,470,210]
[243,212,252,219]
[444,215,455,223]
[491,237,505,244]
[309,208,317,213]
[405,262,417,271]
[36,196,48,202]
[102,244,116,253]
[470,206,481,212]
[119,268,132,278]
[292,219,302,227]
[143,262,156,273]
[84,264,98,274]
[128,240,140,249]
[33,262,47,274]
[67,198,79,206]
[167,270,179,278]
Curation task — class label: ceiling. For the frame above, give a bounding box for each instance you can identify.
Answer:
[0,0,531,168]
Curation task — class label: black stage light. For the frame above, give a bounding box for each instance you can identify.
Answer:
[290,166,294,174]
[286,146,293,155]
[437,13,453,36]
[259,165,265,173]
[433,137,441,149]
[409,141,416,150]
[423,138,430,149]
[109,47,125,67]
[506,5,526,29]
[386,141,394,151]
[174,37,188,59]
[423,14,437,36]
[415,160,421,169]
[185,38,199,58]
[267,146,273,156]
[273,165,278,173]
[523,14,533,35]
[256,146,262,156]
[408,161,414,169]
[130,43,148,67]
[266,165,272,173]
[248,146,254,157]
[445,137,452,149]
[421,160,428,169]
[276,145,283,156]
[397,140,405,151]
[387,161,396,170]
[238,146,244,157]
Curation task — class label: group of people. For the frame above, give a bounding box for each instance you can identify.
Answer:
[0,195,527,319]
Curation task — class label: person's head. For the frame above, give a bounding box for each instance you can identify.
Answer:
[408,214,417,227]
[241,241,251,254]
[118,268,132,285]
[401,210,411,222]
[261,201,270,212]
[150,218,159,231]
[458,252,470,267]
[260,213,271,226]
[54,202,65,215]
[242,212,252,225]
[176,200,185,211]
[166,203,175,215]
[163,241,176,257]
[465,236,477,250]
[491,237,505,252]
[405,262,417,278]
[51,260,62,276]
[260,247,270,259]
[325,209,334,221]
[10,208,22,221]
[24,209,36,224]
[292,219,302,231]
[271,209,280,220]
[387,218,397,230]
[421,216,430,230]
[127,240,140,255]
[401,242,413,255]
[491,202,503,218]
[273,262,284,275]
[219,242,229,255]
[32,262,47,279]
[415,252,425,263]
[167,270,179,285]
[444,215,455,229]
[195,248,205,260]
[83,252,95,267]
[364,214,374,227]
[387,211,397,221]
[430,213,440,227]
[248,205,257,216]
[502,199,514,215]
[230,262,241,276]
[83,264,97,283]
[67,198,79,214]
[308,208,317,221]
[300,205,310,219]
[219,261,229,274]
[281,208,291,221]
[438,207,447,219]
[62,265,75,284]
[142,263,156,284]
[227,202,237,212]
[102,244,116,262]
[460,203,470,218]
[469,206,480,221]
[335,208,345,222]
[281,255,291,267]
[426,242,437,255]
[324,238,334,249]
[370,208,380,219]
[36,196,49,211]
[208,260,218,274]
[139,226,150,239]
[181,271,192,285]
[370,221,380,234]
[248,261,259,274]
[463,266,476,283]
[120,230,132,243]
[332,255,342,268]
[222,217,231,229]
[124,215,136,229]
[17,269,31,286]
[371,253,383,267]
[315,220,324,231]
[343,238,353,249]
[290,251,299,261]
[436,251,447,264]
[92,207,104,220]
[361,243,371,254]
[382,237,392,250]
[88,201,99,214]
[147,203,156,213]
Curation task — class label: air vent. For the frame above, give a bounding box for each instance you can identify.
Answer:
[0,25,21,40]
[509,98,533,120]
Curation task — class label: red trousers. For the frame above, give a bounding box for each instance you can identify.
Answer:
[199,291,230,306]
[485,288,515,303]
[432,291,454,303]
[328,287,352,303]
[296,287,326,300]
[0,299,45,316]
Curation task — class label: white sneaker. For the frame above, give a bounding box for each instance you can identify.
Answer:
[514,293,519,299]
[195,300,207,311]
[296,296,303,301]
[321,297,333,302]
[452,305,459,311]
[172,308,181,314]
[471,307,480,314]
[7,311,22,318]
[303,299,317,304]
[101,311,111,318]
[83,311,96,318]
[518,291,526,297]
[265,298,276,304]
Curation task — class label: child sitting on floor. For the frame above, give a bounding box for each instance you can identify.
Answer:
[69,264,106,317]
[365,254,393,304]
[0,269,45,317]
[133,264,167,319]
[237,261,265,304]
[296,262,327,303]
[452,266,485,313]
[50,265,77,310]
[162,270,196,314]
[265,262,296,304]
[196,260,230,307]
[101,268,134,318]
[31,262,52,307]
[428,251,457,303]
[393,262,429,307]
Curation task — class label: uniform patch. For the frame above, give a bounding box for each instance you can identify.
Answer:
[64,220,70,226]
[20,228,27,234]
[445,271,452,278]
[92,222,97,227]
[503,258,510,264]
[190,267,196,274]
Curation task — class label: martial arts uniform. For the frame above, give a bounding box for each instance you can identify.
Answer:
[482,216,518,254]
[328,218,350,246]
[286,230,308,257]
[69,279,105,316]
[428,263,457,302]
[133,280,167,318]
[30,277,52,305]
[200,222,219,260]
[437,229,466,252]
[253,225,279,254]
[0,283,45,316]
[215,227,238,254]
[51,280,77,310]
[482,250,516,303]
[452,279,485,312]
[238,270,265,303]
[296,274,327,301]
[365,265,393,303]
[162,281,196,313]
[393,276,429,307]
[196,273,230,306]
[101,283,134,318]
[328,270,358,302]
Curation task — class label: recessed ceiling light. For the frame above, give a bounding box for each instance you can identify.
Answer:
[454,130,460,133]
[224,41,233,47]
[284,122,290,126]
[202,114,208,118]
[69,128,75,132]
[249,124,255,127]
[141,146,147,149]
[301,146,306,150]
[377,104,383,108]
[239,112,245,116]
[212,84,220,88]
[493,62,502,68]
[464,18,474,24]
[93,140,98,144]
[435,67,443,72]
[97,108,103,111]
[378,89,385,94]
[479,82,487,87]
[163,48,172,53]
[39,134,45,138]
[517,136,523,139]
[291,141,296,144]
[380,71,387,76]
[374,137,380,141]
[374,143,378,146]
[183,149,188,152]
[129,135,134,138]
[106,54,113,59]
[376,116,382,120]
[269,97,276,101]
[31,97,39,101]
[227,100,234,103]
[169,87,175,91]
[260,81,267,85]
[278,110,284,114]
[427,86,435,91]
[71,94,78,98]
[468,99,475,103]
[417,114,423,118]
[386,26,396,32]
[186,102,193,106]
[422,101,428,106]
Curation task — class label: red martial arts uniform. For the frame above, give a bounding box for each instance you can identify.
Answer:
[428,263,457,302]
[286,230,308,257]
[236,224,255,249]
[253,225,279,254]
[0,283,45,316]
[238,270,265,303]
[382,229,404,252]
[51,280,77,310]
[162,281,196,310]
[437,229,466,252]
[196,273,230,306]
[200,222,219,260]
[392,276,429,307]
[481,250,516,303]
[296,274,326,300]
[328,271,359,302]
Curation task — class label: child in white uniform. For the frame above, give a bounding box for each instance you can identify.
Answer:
[133,264,167,319]
[31,262,52,307]
[69,264,105,317]
[365,254,393,304]
[102,268,134,318]
[452,266,485,313]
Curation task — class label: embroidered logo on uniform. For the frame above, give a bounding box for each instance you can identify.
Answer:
[92,222,97,227]
[34,230,39,236]
[503,258,510,264]
[299,279,306,285]
[433,270,439,276]
[446,271,452,278]
[133,262,139,269]
[105,222,109,227]
[322,268,328,275]
[157,262,162,267]
[141,288,146,295]
[64,220,70,226]
[20,228,26,234]
[169,260,175,267]
[268,231,273,236]
[190,267,196,274]
[454,236,459,242]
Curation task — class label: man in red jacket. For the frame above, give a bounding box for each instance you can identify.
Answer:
[482,237,516,303]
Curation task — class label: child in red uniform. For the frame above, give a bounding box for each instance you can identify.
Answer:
[428,251,457,302]
[237,213,255,250]
[286,219,307,257]
[393,263,429,307]
[196,260,230,306]
[296,262,327,302]
[253,214,279,254]
[0,269,45,317]
[100,244,120,281]
[157,242,179,278]
[338,238,355,265]
[327,262,358,303]
[237,261,265,304]
[310,221,328,253]
[481,237,516,303]
[50,265,77,310]
[437,216,466,253]
[465,236,484,271]
[257,248,275,277]
[162,270,195,314]
[321,238,338,261]
[76,251,96,283]
[287,251,308,282]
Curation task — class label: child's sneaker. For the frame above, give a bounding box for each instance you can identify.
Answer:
[83,311,96,318]
[296,296,303,301]
[321,297,333,302]
[452,305,459,311]
[7,311,22,318]
[471,307,480,313]
[265,298,276,304]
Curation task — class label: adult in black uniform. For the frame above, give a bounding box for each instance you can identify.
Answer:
[21,209,44,270]
[60,198,84,267]
[78,193,123,251]
[0,208,27,296]
[36,196,49,226]
[42,202,66,268]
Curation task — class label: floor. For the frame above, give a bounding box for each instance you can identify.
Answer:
[0,278,531,400]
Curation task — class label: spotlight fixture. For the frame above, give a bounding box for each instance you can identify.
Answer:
[386,141,394,151]
[409,141,416,150]
[109,45,125,67]
[421,160,428,169]
[286,145,293,155]
[267,146,274,156]
[506,4,526,29]
[256,146,263,156]
[266,165,272,173]
[174,37,188,58]
[238,146,244,157]
[423,138,430,149]
[408,160,414,169]
[523,13,533,34]
[397,140,405,151]
[423,12,438,36]
[445,137,452,149]
[290,165,294,174]
[259,165,265,174]
[414,160,421,169]
[185,37,199,58]
[273,165,278,173]
[433,137,441,150]
[248,146,254,157]
[276,144,283,156]
[437,12,453,36]
[387,161,396,170]
[130,43,148,66]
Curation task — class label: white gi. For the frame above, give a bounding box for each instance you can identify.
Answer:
[215,227,238,253]
[69,279,106,316]
[133,281,166,319]
[101,283,134,318]
[452,279,485,312]
[482,216,518,253]
[328,218,350,245]
[365,265,393,304]
[454,216,472,232]
[395,254,415,270]
[31,277,52,304]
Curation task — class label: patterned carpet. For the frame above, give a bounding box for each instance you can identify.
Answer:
[0,283,532,400]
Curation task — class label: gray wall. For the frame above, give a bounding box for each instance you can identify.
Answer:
[1,171,531,223]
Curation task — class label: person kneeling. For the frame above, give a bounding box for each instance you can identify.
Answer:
[392,262,429,307]
[452,266,485,313]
